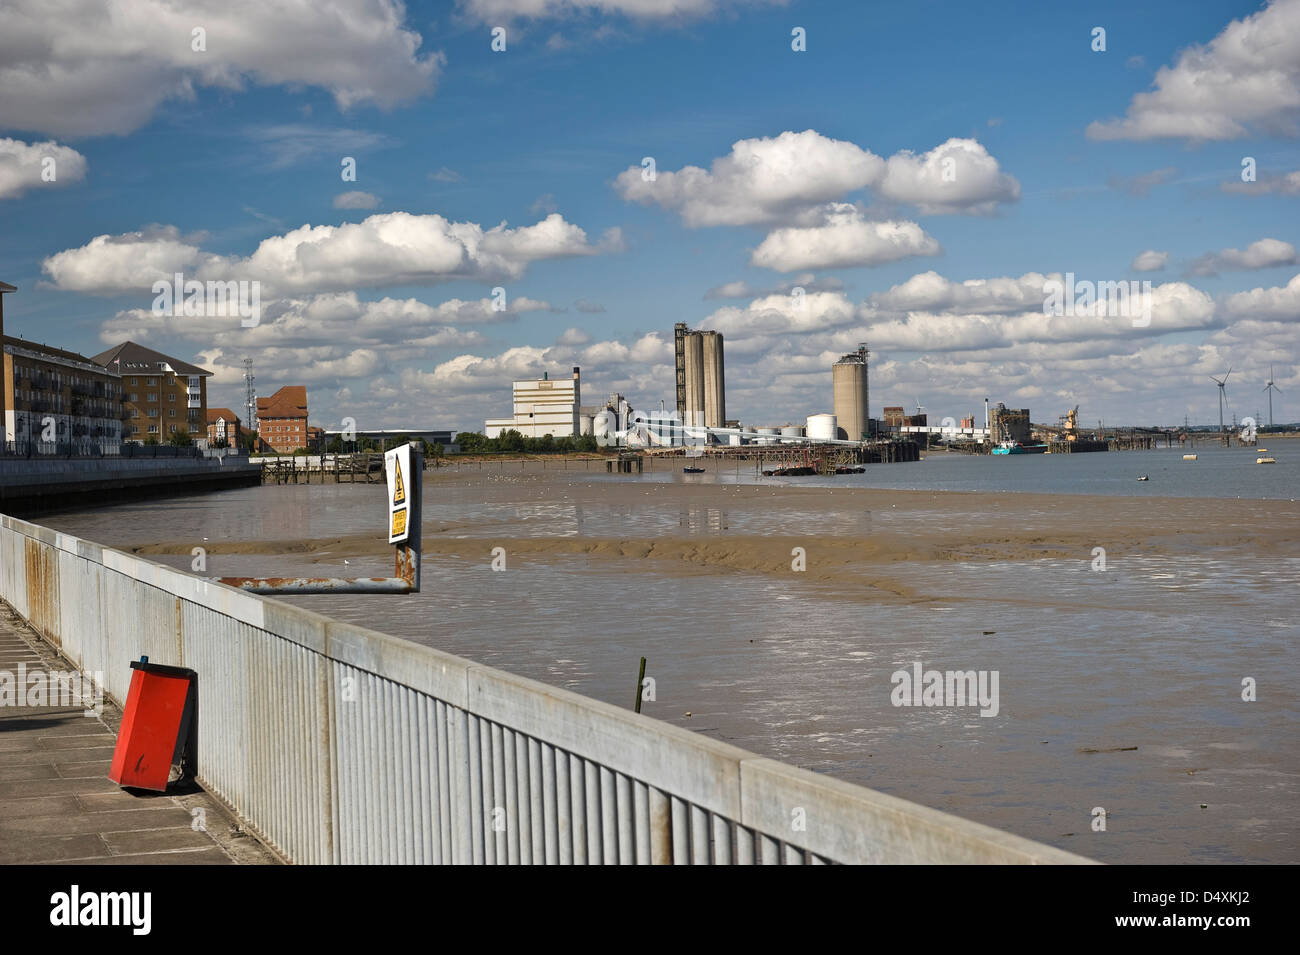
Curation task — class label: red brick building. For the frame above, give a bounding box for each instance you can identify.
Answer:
[256,386,308,454]
[206,408,242,448]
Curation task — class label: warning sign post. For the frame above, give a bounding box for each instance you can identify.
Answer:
[213,444,421,594]
[386,444,411,544]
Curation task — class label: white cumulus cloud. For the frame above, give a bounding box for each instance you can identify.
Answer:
[1087,0,1300,142]
[877,138,1021,215]
[0,0,442,138]
[750,208,940,272]
[1188,238,1299,277]
[44,213,616,295]
[1131,250,1169,272]
[0,138,88,199]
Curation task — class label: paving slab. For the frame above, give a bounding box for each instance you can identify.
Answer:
[0,605,279,865]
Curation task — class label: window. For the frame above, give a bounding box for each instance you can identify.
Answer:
[148,425,158,434]
[168,409,176,418]
[167,393,175,402]
[146,378,157,386]
[147,408,158,418]
[129,377,137,385]
[130,393,138,401]
[146,393,158,401]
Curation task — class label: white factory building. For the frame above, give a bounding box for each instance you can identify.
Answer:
[485,367,582,439]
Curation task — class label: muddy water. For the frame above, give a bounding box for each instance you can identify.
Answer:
[38,478,1300,864]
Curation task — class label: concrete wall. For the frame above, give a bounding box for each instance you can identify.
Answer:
[0,513,1094,865]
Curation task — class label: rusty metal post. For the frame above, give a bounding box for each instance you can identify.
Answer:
[216,445,422,595]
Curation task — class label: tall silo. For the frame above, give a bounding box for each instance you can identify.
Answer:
[833,345,869,441]
[683,332,705,427]
[674,322,688,421]
[700,331,726,429]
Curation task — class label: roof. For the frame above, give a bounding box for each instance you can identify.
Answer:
[4,334,111,369]
[91,341,212,377]
[0,281,16,293]
[256,385,308,419]
[207,407,240,424]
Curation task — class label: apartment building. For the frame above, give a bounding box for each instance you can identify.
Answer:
[206,407,242,448]
[92,341,211,444]
[255,386,309,454]
[3,336,125,453]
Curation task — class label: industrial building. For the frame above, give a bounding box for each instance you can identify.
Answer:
[833,345,870,441]
[674,323,725,428]
[485,367,582,438]
[989,403,1031,444]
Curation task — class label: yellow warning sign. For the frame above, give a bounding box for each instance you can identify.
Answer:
[385,444,413,545]
[392,459,406,506]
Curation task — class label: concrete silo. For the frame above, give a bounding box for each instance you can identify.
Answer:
[833,345,870,441]
[675,325,727,430]
[683,331,705,428]
[700,331,726,429]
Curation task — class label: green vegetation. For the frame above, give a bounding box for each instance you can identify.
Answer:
[454,430,597,454]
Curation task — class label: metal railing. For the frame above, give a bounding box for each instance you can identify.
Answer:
[0,514,1093,865]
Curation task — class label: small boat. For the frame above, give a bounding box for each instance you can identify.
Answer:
[992,441,1049,455]
[1257,457,1276,465]
[1137,475,1149,481]
[1182,454,1198,461]
[682,466,705,473]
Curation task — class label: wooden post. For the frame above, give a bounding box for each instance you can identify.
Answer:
[634,657,647,713]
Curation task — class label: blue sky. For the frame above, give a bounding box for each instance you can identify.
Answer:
[2,0,1298,432]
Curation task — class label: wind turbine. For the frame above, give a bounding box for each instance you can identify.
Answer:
[1263,364,1282,429]
[1209,368,1232,432]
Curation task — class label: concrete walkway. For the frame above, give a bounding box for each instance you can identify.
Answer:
[0,607,277,865]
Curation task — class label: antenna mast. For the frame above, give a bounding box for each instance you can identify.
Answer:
[243,358,257,438]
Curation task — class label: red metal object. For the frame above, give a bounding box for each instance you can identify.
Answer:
[108,658,196,792]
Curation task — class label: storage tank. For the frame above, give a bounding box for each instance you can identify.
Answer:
[592,409,616,446]
[806,413,837,442]
[756,427,779,446]
[579,414,594,436]
[833,346,869,441]
[780,424,804,444]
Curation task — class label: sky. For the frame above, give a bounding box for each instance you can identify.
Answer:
[1,0,1298,433]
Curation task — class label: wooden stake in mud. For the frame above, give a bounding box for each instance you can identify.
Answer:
[634,656,647,713]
